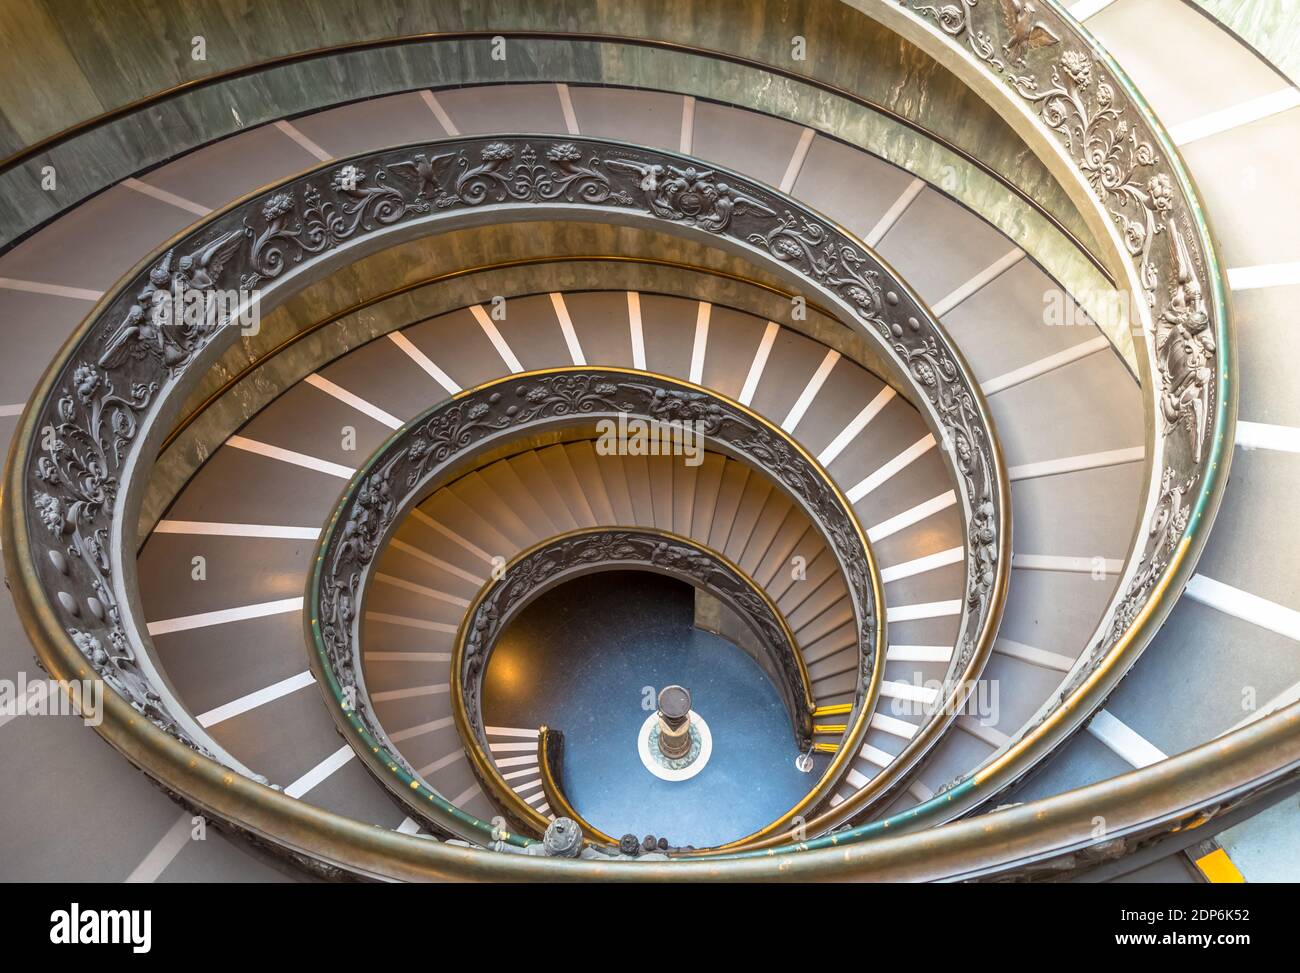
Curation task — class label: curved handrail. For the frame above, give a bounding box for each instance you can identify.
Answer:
[308,371,882,847]
[537,727,622,849]
[445,525,817,841]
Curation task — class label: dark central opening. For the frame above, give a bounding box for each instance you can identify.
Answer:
[481,571,813,847]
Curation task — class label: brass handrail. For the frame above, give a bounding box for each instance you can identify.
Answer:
[442,524,822,845]
[537,727,621,849]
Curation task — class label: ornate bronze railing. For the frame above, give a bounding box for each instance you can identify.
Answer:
[308,371,882,847]
[3,132,1004,860]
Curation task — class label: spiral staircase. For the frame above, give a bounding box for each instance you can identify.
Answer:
[0,0,1297,882]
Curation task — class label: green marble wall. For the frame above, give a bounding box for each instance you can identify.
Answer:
[2,0,1123,372]
[0,0,1011,153]
[0,0,1096,265]
[1189,0,1300,85]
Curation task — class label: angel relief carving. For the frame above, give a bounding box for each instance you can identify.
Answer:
[98,230,247,373]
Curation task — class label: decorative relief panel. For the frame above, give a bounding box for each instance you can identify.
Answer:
[895,0,1230,775]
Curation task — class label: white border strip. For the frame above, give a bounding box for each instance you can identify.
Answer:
[1087,709,1167,768]
[1012,553,1124,575]
[779,127,817,192]
[372,684,449,703]
[125,813,193,883]
[1171,87,1300,146]
[993,638,1075,673]
[0,277,103,301]
[284,746,355,798]
[420,90,460,136]
[847,434,936,503]
[1008,445,1144,481]
[409,508,494,565]
[871,712,919,739]
[932,249,1024,318]
[1237,420,1300,453]
[152,520,320,539]
[196,670,315,727]
[879,546,963,584]
[886,599,962,622]
[550,291,586,365]
[387,331,461,394]
[627,290,647,370]
[418,750,468,776]
[858,743,894,768]
[556,83,580,134]
[781,349,839,432]
[469,304,523,372]
[304,373,403,429]
[866,490,956,543]
[491,754,538,769]
[226,435,356,479]
[273,120,331,161]
[738,321,779,406]
[373,571,471,608]
[1227,261,1300,291]
[390,716,455,743]
[689,301,711,384]
[887,644,953,662]
[147,596,303,636]
[365,651,451,664]
[865,178,924,247]
[981,335,1110,396]
[880,680,939,704]
[122,177,212,217]
[489,741,537,753]
[956,715,1011,748]
[388,536,485,584]
[1185,574,1300,642]
[364,611,459,634]
[396,817,422,835]
[818,386,895,466]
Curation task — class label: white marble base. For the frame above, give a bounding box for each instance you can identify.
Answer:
[637,711,713,782]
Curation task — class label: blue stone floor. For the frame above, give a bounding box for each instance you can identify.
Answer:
[482,571,825,847]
